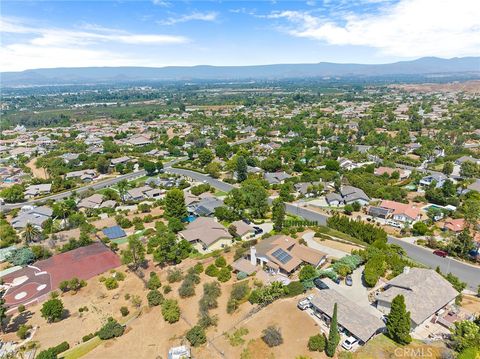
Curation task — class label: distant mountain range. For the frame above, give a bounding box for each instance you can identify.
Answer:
[1,57,479,86]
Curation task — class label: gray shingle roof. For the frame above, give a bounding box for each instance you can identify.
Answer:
[310,289,384,343]
[376,268,458,326]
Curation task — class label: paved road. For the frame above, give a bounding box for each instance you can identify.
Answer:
[388,236,480,290]
[0,157,184,212]
[3,161,478,290]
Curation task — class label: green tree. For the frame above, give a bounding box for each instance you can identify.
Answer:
[205,161,221,178]
[450,320,480,352]
[41,298,64,323]
[442,161,454,175]
[121,236,145,269]
[161,299,180,323]
[98,317,125,339]
[186,325,207,346]
[22,223,41,245]
[164,188,187,220]
[326,303,340,357]
[272,199,286,231]
[117,180,130,203]
[236,155,248,182]
[143,161,157,176]
[147,289,164,306]
[0,184,24,203]
[96,156,110,174]
[386,294,412,345]
[147,272,161,290]
[299,265,317,282]
[308,334,326,352]
[199,149,214,166]
[0,290,6,333]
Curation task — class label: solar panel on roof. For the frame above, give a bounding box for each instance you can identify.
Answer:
[272,248,292,264]
[102,225,126,240]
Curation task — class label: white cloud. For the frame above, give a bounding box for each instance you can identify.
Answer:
[268,0,480,58]
[159,11,219,26]
[152,0,170,6]
[0,17,189,71]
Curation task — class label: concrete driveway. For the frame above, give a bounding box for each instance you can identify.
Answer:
[302,231,348,259]
[321,266,384,319]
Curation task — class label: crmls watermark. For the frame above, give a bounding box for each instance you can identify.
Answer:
[394,347,434,357]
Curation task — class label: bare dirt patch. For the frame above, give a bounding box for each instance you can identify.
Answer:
[26,157,48,179]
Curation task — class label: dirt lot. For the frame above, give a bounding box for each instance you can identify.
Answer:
[1,264,145,350]
[461,295,480,315]
[211,297,327,359]
[26,157,49,179]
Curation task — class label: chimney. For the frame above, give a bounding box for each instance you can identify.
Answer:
[250,246,257,266]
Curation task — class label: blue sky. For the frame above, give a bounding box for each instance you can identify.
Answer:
[1,0,478,71]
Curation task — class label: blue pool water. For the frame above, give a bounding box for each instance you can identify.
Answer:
[183,215,197,223]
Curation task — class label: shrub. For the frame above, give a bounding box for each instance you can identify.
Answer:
[262,326,283,347]
[52,342,70,354]
[308,334,326,352]
[161,299,180,323]
[215,256,227,267]
[59,280,70,292]
[227,327,249,347]
[299,265,318,282]
[17,324,32,339]
[120,306,129,317]
[193,262,204,274]
[104,277,118,290]
[147,272,161,290]
[178,280,195,298]
[163,285,172,294]
[231,282,250,301]
[147,289,164,307]
[18,304,26,313]
[41,298,64,323]
[82,333,95,342]
[285,281,305,297]
[217,267,232,282]
[167,269,183,283]
[97,317,124,340]
[186,325,207,347]
[236,272,248,280]
[205,264,219,277]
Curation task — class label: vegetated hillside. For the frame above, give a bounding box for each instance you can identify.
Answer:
[2,57,479,86]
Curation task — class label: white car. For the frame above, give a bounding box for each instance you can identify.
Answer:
[297,298,311,310]
[386,220,402,228]
[342,336,358,350]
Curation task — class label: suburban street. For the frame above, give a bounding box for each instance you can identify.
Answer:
[388,236,480,290]
[2,163,478,290]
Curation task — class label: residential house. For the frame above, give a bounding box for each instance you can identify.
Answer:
[374,167,409,180]
[65,169,97,182]
[466,179,480,193]
[455,156,480,166]
[419,173,447,188]
[230,220,255,240]
[78,194,104,210]
[24,183,52,198]
[126,135,152,146]
[179,217,233,253]
[190,197,224,217]
[264,171,292,185]
[325,193,343,206]
[376,268,458,329]
[247,235,326,275]
[11,206,53,230]
[294,181,323,197]
[379,200,422,224]
[126,185,163,201]
[340,186,370,206]
[367,206,391,219]
[61,153,79,163]
[110,156,131,167]
[310,290,384,345]
[443,218,466,233]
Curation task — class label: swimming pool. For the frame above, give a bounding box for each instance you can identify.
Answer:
[183,215,197,223]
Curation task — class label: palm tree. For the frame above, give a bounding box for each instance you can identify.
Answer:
[117,180,130,203]
[22,223,40,245]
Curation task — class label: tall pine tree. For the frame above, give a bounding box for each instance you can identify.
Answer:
[272,199,285,232]
[236,155,247,182]
[165,188,187,220]
[326,302,340,357]
[386,294,412,345]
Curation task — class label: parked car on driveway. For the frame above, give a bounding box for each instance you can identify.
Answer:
[313,278,329,290]
[297,298,311,310]
[433,250,448,258]
[342,336,358,350]
[345,275,353,286]
[253,226,263,235]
